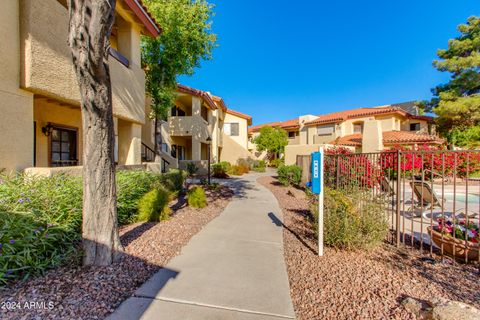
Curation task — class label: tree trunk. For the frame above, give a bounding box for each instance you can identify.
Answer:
[68,0,122,266]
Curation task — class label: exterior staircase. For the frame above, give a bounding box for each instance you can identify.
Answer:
[141,142,178,173]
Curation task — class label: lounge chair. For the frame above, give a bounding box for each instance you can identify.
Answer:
[380,176,395,196]
[409,181,446,219]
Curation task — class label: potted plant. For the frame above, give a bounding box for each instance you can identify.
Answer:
[428,218,479,262]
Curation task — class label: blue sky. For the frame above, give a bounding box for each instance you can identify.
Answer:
[178,0,479,125]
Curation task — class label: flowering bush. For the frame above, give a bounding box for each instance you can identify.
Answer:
[325,147,354,155]
[324,153,376,189]
[435,218,479,243]
[379,145,480,179]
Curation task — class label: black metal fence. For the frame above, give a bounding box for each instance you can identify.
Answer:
[323,149,480,264]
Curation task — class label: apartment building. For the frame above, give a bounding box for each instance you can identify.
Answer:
[0,0,160,172]
[142,84,254,173]
[248,102,444,164]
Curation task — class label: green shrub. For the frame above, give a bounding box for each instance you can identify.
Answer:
[277,165,302,186]
[0,173,83,231]
[187,186,207,208]
[185,162,199,177]
[160,169,187,193]
[212,162,230,178]
[0,173,83,283]
[253,160,266,172]
[0,211,79,284]
[116,170,162,224]
[136,188,171,222]
[269,158,284,168]
[313,188,388,250]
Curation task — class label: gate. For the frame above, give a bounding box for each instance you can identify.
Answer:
[321,149,480,264]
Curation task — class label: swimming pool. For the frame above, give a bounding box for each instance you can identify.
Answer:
[443,192,480,205]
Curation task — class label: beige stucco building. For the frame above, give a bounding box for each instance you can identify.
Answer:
[142,84,255,173]
[248,102,444,165]
[0,0,160,173]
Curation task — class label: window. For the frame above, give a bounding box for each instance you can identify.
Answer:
[224,123,239,136]
[317,124,335,136]
[288,131,296,138]
[353,123,363,134]
[50,126,78,167]
[161,143,169,153]
[410,123,421,131]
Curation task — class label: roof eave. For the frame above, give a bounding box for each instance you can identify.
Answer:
[124,0,161,38]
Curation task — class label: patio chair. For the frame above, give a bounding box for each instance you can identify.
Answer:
[380,176,395,196]
[409,181,446,219]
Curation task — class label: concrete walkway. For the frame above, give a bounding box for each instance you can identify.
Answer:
[108,172,295,320]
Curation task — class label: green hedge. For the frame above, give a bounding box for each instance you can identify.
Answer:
[116,170,163,224]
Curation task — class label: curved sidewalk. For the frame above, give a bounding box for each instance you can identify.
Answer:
[108,172,295,320]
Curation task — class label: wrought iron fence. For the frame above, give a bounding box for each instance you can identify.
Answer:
[324,149,480,264]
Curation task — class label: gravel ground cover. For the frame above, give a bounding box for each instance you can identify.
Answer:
[0,185,233,320]
[258,175,480,320]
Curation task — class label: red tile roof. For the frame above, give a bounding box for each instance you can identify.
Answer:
[304,106,409,126]
[123,0,161,37]
[226,109,252,125]
[330,131,444,147]
[248,118,300,134]
[177,84,217,110]
[212,96,228,112]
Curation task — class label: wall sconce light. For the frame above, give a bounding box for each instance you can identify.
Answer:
[41,123,54,136]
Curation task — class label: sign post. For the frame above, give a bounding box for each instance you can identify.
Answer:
[310,147,324,256]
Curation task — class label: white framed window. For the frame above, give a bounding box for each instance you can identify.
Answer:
[317,124,335,136]
[224,123,239,136]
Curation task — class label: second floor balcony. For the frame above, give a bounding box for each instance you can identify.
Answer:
[168,116,211,143]
[20,0,146,124]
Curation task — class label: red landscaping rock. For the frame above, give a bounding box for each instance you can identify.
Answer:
[258,175,480,320]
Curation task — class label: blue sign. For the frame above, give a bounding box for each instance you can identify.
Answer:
[311,152,321,194]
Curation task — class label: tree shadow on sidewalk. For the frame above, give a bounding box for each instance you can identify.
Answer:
[268,212,318,255]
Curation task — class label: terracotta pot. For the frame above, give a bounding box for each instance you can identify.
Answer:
[428,227,479,262]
